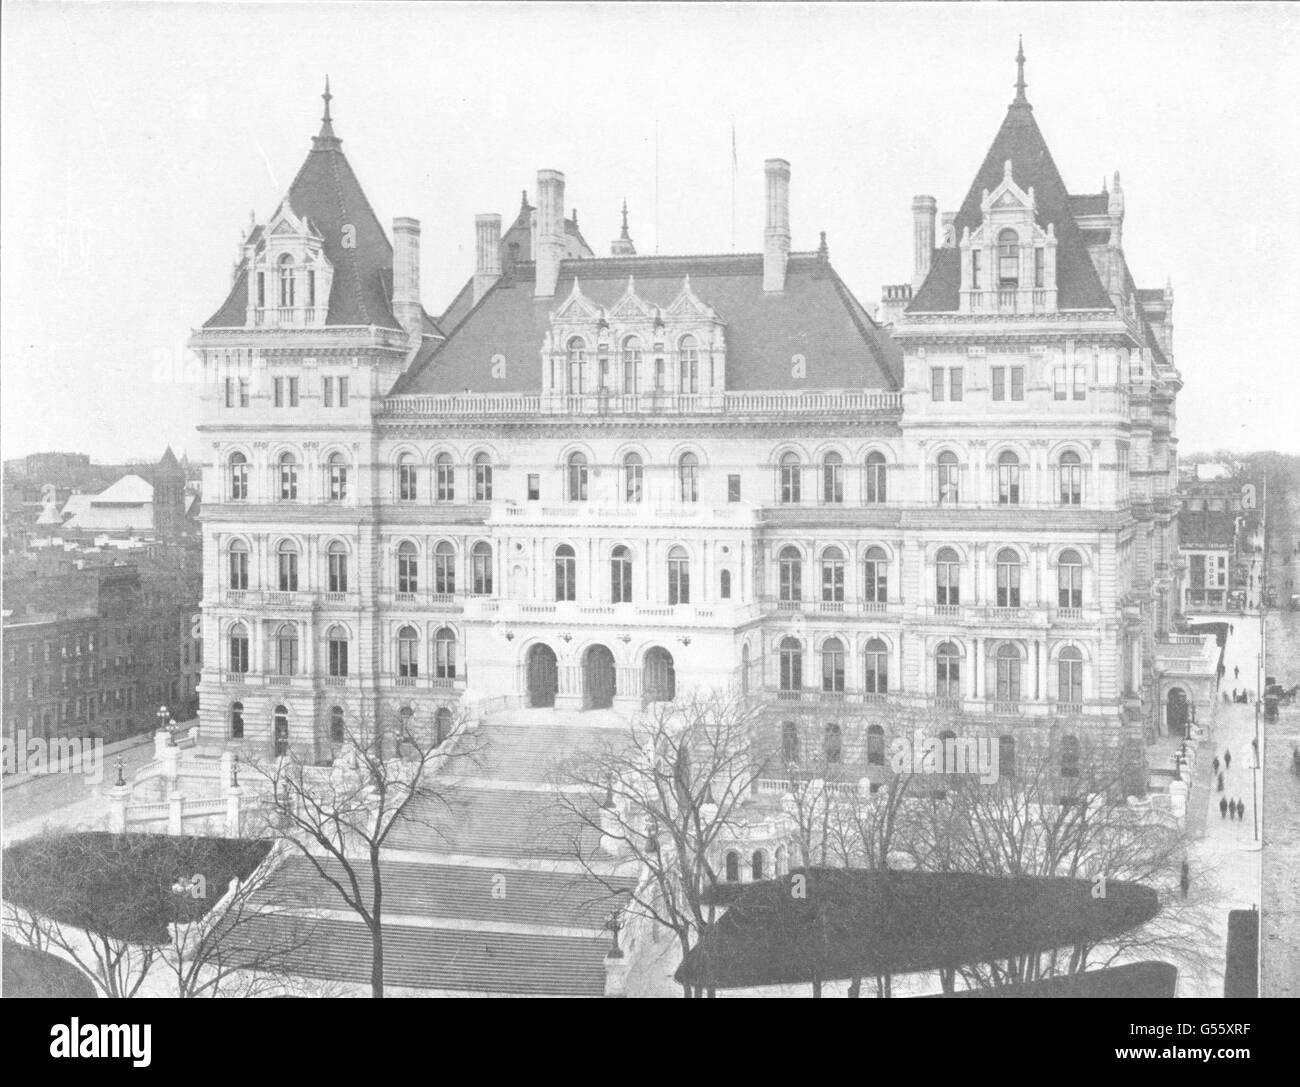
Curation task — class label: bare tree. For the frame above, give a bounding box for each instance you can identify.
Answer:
[240,699,478,998]
[552,691,770,998]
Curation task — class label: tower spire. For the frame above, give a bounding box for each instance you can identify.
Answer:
[1013,36,1029,106]
[611,198,636,256]
[620,199,630,240]
[313,76,341,148]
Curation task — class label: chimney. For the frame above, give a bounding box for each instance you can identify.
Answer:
[940,211,957,249]
[912,195,937,289]
[392,217,422,347]
[535,169,566,297]
[473,214,503,304]
[763,158,791,292]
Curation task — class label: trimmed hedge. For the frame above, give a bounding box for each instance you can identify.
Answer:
[2,832,272,945]
[2,939,98,998]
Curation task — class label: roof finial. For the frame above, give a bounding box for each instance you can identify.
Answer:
[620,199,630,239]
[322,76,333,124]
[313,76,340,147]
[817,231,829,262]
[1013,36,1028,105]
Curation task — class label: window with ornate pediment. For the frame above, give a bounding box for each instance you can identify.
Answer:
[679,335,699,394]
[997,229,1019,287]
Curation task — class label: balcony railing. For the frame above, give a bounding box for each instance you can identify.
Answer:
[1054,607,1085,621]
[777,600,804,613]
[989,701,1022,716]
[384,388,903,418]
[933,604,962,618]
[1053,702,1083,716]
[252,306,326,328]
[818,600,846,614]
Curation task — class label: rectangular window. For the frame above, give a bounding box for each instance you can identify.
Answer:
[1010,366,1024,401]
[288,377,299,407]
[1054,367,1067,400]
[273,377,285,408]
[337,376,349,406]
[728,474,741,503]
[971,251,981,290]
[329,639,348,678]
[949,368,963,401]
[1034,248,1044,289]
[991,366,1005,401]
[307,270,316,308]
[328,553,347,593]
[1073,365,1086,401]
[257,272,265,308]
[931,368,944,402]
[322,376,333,407]
[224,378,235,408]
[527,474,540,501]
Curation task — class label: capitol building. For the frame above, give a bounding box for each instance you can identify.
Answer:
[192,48,1200,795]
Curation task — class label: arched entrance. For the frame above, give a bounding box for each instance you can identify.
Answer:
[583,645,616,709]
[643,647,676,703]
[526,644,558,708]
[1167,687,1189,738]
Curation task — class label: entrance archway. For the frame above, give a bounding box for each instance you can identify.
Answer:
[583,645,616,709]
[643,647,676,703]
[1167,687,1189,738]
[526,644,558,708]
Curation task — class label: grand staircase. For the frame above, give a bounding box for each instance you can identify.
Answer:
[243,709,639,996]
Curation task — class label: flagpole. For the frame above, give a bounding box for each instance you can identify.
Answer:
[730,119,737,252]
[654,119,660,256]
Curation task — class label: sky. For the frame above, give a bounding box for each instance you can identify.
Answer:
[2,1,1298,463]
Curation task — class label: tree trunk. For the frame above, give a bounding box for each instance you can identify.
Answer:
[370,852,384,998]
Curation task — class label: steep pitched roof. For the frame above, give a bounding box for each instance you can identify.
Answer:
[909,80,1112,313]
[392,253,901,396]
[204,95,405,330]
[90,474,153,506]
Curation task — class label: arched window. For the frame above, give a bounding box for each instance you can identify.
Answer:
[434,540,456,595]
[781,720,800,764]
[820,546,845,603]
[997,451,1021,505]
[471,541,493,596]
[611,545,632,604]
[434,627,457,681]
[937,451,959,504]
[779,452,802,504]
[725,851,741,883]
[999,735,1016,778]
[278,452,298,500]
[679,334,699,394]
[643,647,676,702]
[996,643,1022,702]
[555,544,577,601]
[821,638,845,694]
[779,637,803,695]
[567,452,588,502]
[272,705,289,757]
[397,541,418,594]
[936,547,961,606]
[228,540,249,591]
[778,546,803,603]
[775,844,789,876]
[278,253,295,307]
[1059,646,1084,705]
[566,337,586,395]
[275,624,298,677]
[397,625,420,678]
[229,452,249,500]
[622,336,642,394]
[865,451,887,504]
[397,453,418,502]
[720,569,732,600]
[935,641,961,699]
[623,453,643,503]
[863,546,888,605]
[867,723,886,765]
[667,546,690,605]
[1059,451,1082,506]
[473,453,493,502]
[277,540,299,592]
[228,623,249,675]
[679,453,699,503]
[327,452,348,501]
[822,452,844,504]
[740,643,750,694]
[996,548,1021,608]
[1060,734,1080,778]
[823,723,842,764]
[435,453,455,502]
[327,625,348,678]
[997,228,1019,286]
[230,701,244,740]
[751,850,765,881]
[434,706,452,746]
[864,638,888,694]
[327,540,348,594]
[1058,549,1083,609]
[329,705,345,744]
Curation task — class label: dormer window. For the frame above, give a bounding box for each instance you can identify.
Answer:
[278,254,295,308]
[566,337,586,395]
[997,229,1019,287]
[1034,248,1044,289]
[679,334,699,394]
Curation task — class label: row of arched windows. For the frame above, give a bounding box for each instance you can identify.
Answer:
[723,845,789,883]
[225,623,459,680]
[228,701,454,750]
[557,333,707,395]
[933,449,1083,505]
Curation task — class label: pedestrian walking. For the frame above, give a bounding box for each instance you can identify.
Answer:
[1212,756,1220,776]
[1237,799,1246,821]
[1252,737,1259,764]
[1224,749,1232,771]
[1180,861,1190,898]
[1220,796,1229,819]
[1217,772,1225,793]
[1234,665,1240,680]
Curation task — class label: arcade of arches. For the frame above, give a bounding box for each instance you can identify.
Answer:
[524,642,675,709]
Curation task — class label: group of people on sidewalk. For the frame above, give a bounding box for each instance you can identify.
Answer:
[1212,749,1251,824]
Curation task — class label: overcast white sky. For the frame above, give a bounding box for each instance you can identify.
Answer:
[2,1,1298,463]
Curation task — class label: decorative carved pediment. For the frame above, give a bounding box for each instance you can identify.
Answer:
[552,277,600,321]
[666,275,716,319]
[610,276,654,320]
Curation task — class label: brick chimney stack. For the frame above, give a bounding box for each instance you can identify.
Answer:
[763,159,791,293]
[392,217,422,348]
[912,195,937,289]
[473,214,503,304]
[535,169,566,298]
